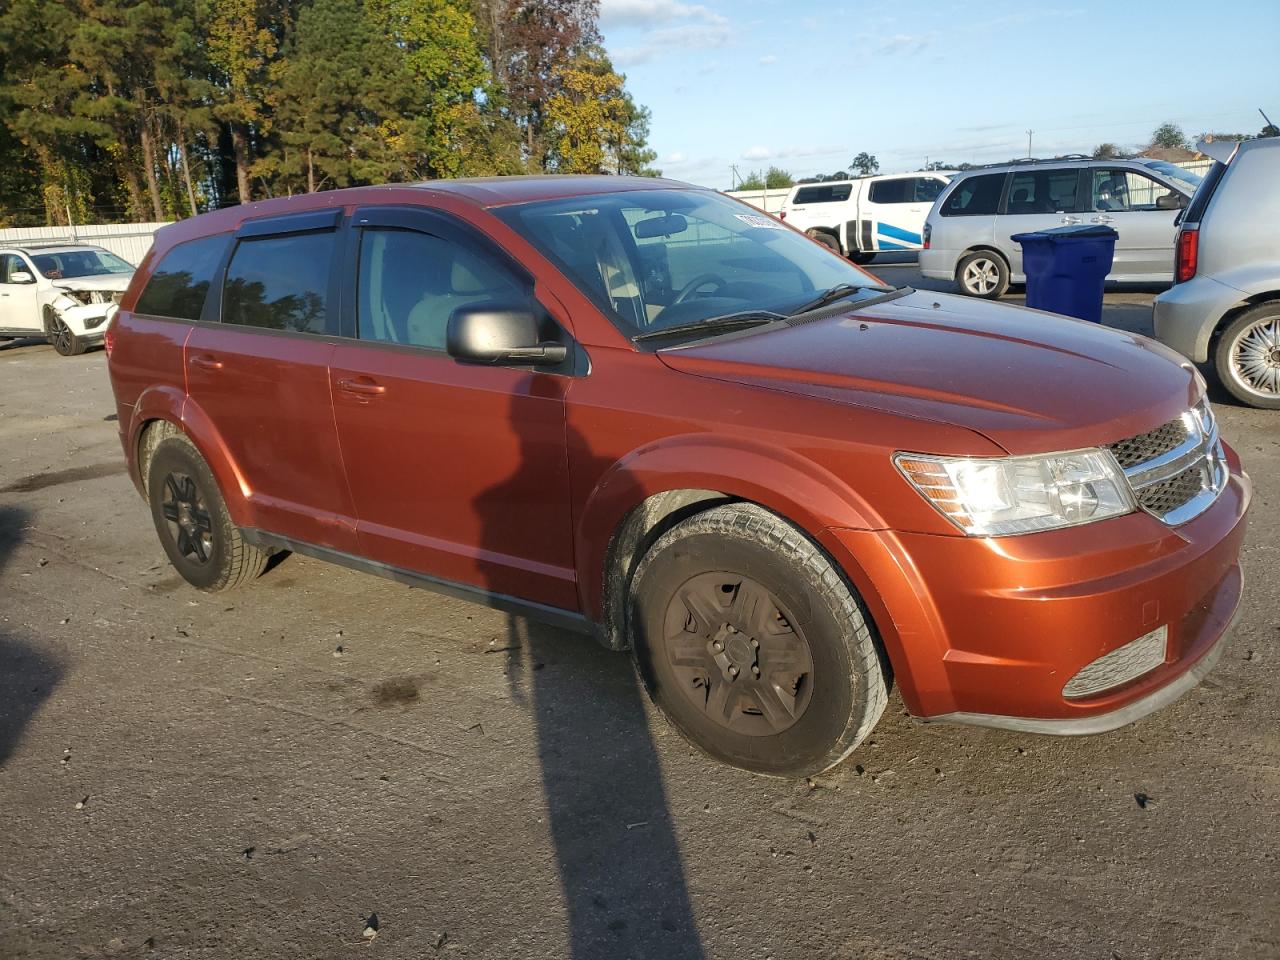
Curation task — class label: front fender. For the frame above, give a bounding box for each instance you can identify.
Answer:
[575,433,888,622]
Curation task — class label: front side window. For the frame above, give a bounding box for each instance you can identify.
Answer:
[0,253,31,284]
[222,230,335,334]
[496,188,886,337]
[1090,168,1177,212]
[30,248,133,280]
[135,235,230,321]
[913,177,947,202]
[1006,169,1081,214]
[357,228,525,349]
[940,173,1005,216]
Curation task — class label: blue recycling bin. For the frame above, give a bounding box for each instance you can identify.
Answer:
[1010,223,1118,323]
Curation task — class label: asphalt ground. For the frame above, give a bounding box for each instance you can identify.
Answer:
[1,269,1277,960]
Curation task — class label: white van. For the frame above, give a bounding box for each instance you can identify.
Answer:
[780,173,954,262]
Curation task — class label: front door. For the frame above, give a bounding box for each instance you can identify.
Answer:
[328,206,577,610]
[1086,167,1182,280]
[1000,167,1087,277]
[183,211,358,552]
[0,254,42,333]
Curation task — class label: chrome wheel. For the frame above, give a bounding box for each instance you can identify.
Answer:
[1229,313,1280,398]
[662,572,814,737]
[962,257,1001,295]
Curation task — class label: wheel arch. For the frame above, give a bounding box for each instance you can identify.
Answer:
[1207,291,1280,355]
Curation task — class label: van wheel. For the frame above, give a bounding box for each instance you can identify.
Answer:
[1214,303,1280,409]
[957,251,1009,298]
[629,503,888,778]
[44,309,86,356]
[147,434,268,591]
[806,230,842,256]
[850,252,875,264]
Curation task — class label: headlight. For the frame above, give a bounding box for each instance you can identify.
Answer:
[895,449,1134,536]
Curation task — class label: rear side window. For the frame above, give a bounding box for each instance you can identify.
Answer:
[357,229,525,350]
[869,179,910,204]
[223,231,335,334]
[940,173,1005,216]
[135,235,229,321]
[1006,169,1081,214]
[792,183,853,204]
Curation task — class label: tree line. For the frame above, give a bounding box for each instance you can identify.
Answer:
[0,0,659,228]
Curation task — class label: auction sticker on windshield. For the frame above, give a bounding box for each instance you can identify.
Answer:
[734,213,785,229]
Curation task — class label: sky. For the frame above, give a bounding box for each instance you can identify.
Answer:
[598,0,1280,189]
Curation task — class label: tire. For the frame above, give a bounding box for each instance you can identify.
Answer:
[629,503,888,778]
[45,309,87,356]
[850,252,875,265]
[1213,302,1280,409]
[956,250,1010,299]
[806,230,842,256]
[147,434,268,591]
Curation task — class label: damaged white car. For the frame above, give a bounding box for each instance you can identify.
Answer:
[0,244,134,356]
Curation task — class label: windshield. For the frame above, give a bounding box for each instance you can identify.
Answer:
[1141,160,1203,192]
[495,189,886,338]
[31,249,134,280]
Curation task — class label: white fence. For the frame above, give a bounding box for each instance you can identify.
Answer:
[724,188,791,215]
[0,222,168,267]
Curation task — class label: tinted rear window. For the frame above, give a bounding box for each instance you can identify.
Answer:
[134,235,229,321]
[941,173,1005,216]
[792,183,853,204]
[1183,161,1228,223]
[222,231,335,334]
[1006,169,1081,214]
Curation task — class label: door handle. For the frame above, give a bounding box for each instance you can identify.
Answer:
[337,376,386,398]
[189,354,223,371]
[1091,215,1115,223]
[1061,216,1082,224]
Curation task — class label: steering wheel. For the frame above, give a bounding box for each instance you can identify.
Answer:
[671,273,727,305]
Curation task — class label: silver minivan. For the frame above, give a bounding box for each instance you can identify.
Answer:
[920,157,1197,298]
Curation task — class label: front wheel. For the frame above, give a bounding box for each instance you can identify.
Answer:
[1214,303,1280,409]
[629,504,888,777]
[806,230,842,256]
[147,434,268,591]
[45,309,86,356]
[956,250,1010,299]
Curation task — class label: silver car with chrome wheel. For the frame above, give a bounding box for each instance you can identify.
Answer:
[1154,136,1280,409]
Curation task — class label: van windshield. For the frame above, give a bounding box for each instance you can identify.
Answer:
[496,189,887,339]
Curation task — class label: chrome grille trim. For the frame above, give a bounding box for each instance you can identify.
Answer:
[1110,401,1227,526]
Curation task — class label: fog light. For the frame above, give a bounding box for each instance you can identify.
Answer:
[1062,625,1168,699]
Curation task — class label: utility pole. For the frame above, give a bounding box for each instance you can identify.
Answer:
[729,164,740,190]
[1026,130,1033,158]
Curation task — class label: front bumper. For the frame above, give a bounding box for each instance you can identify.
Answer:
[1153,275,1245,363]
[824,446,1250,730]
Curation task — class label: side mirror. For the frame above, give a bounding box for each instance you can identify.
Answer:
[8,270,34,284]
[1156,193,1187,211]
[447,303,568,366]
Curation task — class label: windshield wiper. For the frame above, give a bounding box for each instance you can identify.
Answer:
[633,310,784,343]
[787,283,896,317]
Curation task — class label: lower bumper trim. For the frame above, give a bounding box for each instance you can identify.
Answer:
[925,599,1240,736]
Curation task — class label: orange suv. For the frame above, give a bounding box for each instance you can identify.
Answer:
[106,177,1250,777]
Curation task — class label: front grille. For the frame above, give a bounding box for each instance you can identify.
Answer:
[1063,626,1167,699]
[1110,401,1227,526]
[1109,418,1189,469]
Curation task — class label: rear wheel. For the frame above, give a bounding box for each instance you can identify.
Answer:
[806,230,842,256]
[1214,303,1280,409]
[45,309,86,356]
[147,435,268,591]
[629,503,887,778]
[956,250,1010,299]
[850,252,875,264]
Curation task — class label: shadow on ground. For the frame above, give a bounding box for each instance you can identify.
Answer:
[0,507,64,768]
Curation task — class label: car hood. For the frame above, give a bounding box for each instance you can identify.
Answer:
[656,290,1201,455]
[51,273,133,293]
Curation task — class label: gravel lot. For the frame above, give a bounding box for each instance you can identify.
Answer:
[2,269,1277,960]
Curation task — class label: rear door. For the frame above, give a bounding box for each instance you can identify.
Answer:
[183,209,358,552]
[783,183,853,241]
[999,167,1086,277]
[862,176,946,251]
[1085,166,1182,280]
[327,205,577,610]
[0,254,42,333]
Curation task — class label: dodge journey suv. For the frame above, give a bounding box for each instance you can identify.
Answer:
[107,176,1250,777]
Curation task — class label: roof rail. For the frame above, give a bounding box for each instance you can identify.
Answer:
[973,154,1095,170]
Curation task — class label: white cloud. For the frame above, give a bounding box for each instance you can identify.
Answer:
[759,54,778,65]
[740,144,847,162]
[601,0,726,29]
[612,22,733,65]
[872,33,932,56]
[664,151,688,164]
